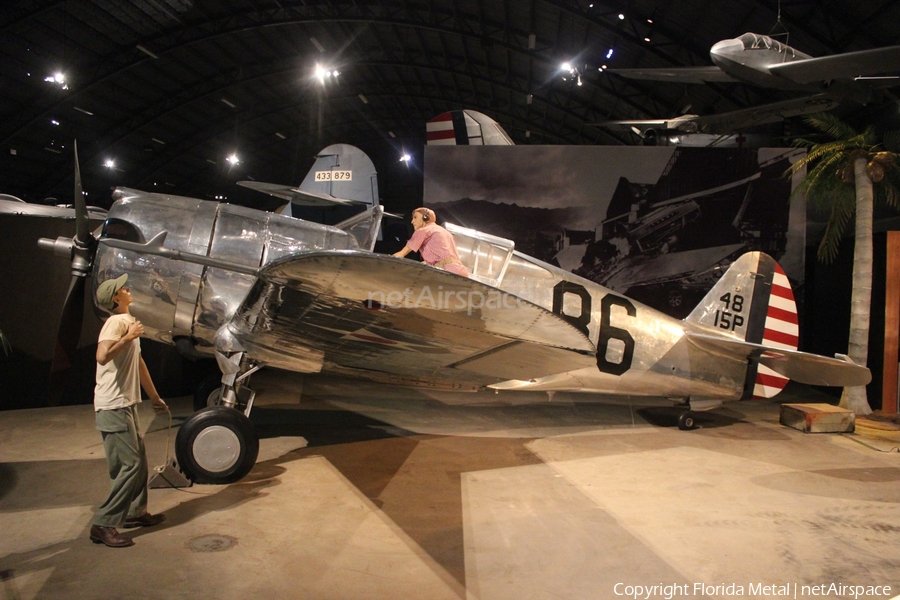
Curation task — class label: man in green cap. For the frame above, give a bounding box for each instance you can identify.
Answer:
[90,274,168,548]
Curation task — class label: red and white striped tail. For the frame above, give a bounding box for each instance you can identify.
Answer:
[426,112,460,145]
[752,264,799,398]
[426,110,514,146]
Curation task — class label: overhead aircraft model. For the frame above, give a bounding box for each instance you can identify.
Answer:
[594,93,841,138]
[39,146,869,485]
[600,32,900,136]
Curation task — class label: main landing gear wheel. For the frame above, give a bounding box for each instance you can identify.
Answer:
[176,406,259,484]
[678,412,696,430]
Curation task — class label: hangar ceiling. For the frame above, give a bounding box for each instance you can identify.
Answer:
[1,0,899,210]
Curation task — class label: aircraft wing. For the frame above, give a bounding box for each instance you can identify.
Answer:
[602,244,745,291]
[0,198,108,219]
[685,331,871,387]
[236,181,364,206]
[768,46,900,84]
[224,251,597,386]
[691,94,842,131]
[607,65,738,84]
[593,94,840,135]
[596,94,842,135]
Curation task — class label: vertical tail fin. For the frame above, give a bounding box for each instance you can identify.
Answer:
[426,110,515,146]
[296,143,379,206]
[684,252,799,399]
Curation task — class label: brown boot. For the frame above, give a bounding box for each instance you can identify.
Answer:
[89,525,134,548]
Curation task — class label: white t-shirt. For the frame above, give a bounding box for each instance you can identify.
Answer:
[94,313,142,411]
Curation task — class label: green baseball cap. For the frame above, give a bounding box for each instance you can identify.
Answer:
[97,274,128,311]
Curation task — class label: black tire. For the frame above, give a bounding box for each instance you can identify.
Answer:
[678,411,696,430]
[193,374,223,411]
[175,406,259,484]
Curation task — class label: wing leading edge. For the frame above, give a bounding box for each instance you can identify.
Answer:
[224,251,596,385]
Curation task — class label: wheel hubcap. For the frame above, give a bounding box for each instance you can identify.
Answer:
[193,425,240,473]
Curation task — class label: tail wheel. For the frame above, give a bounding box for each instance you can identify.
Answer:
[176,406,259,484]
[678,411,696,430]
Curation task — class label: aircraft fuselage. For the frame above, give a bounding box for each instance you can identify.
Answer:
[710,33,813,91]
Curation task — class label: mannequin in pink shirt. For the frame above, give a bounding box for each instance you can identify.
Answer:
[393,207,470,277]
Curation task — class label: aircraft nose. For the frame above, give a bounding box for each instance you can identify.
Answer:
[710,38,742,59]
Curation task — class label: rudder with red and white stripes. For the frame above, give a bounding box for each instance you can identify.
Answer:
[751,261,799,398]
[684,251,799,399]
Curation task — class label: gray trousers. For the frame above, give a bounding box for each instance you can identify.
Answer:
[93,405,149,527]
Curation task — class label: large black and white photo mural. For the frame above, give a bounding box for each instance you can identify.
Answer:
[423,145,806,317]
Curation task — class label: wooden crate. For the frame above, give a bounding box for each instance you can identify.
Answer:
[780,403,855,433]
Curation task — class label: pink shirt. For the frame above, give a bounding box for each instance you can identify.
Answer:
[406,223,469,276]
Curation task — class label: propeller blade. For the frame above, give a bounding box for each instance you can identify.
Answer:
[48,274,87,405]
[45,141,98,405]
[73,140,90,246]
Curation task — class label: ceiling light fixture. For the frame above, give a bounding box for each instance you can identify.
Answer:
[73,106,93,115]
[44,73,68,89]
[310,37,325,53]
[221,98,236,108]
[314,64,340,84]
[561,62,583,86]
[226,154,240,165]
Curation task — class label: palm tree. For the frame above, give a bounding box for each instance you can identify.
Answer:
[788,113,900,415]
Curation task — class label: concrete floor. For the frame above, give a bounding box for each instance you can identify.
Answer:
[1,371,899,600]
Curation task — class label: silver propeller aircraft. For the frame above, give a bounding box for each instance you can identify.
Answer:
[38,144,869,485]
[602,32,900,136]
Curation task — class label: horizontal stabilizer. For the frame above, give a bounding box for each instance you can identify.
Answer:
[685,332,871,387]
[236,181,363,206]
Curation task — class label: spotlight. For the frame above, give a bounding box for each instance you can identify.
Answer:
[44,72,68,89]
[226,154,240,166]
[315,64,340,84]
